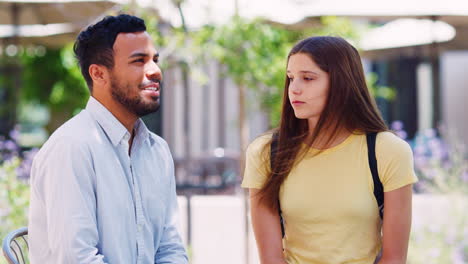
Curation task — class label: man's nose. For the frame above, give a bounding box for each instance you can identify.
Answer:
[146,61,162,81]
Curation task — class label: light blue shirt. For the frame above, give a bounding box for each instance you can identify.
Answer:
[28,97,188,264]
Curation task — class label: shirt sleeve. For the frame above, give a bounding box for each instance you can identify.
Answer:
[154,141,188,264]
[241,135,271,189]
[376,132,418,192]
[30,137,108,264]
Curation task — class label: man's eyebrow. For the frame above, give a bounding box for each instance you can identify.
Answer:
[129,52,147,59]
[128,52,159,59]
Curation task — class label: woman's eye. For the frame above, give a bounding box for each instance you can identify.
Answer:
[304,77,314,81]
[133,59,144,63]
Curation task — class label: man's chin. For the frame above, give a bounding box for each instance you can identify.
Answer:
[141,93,159,103]
[149,95,160,102]
[135,102,160,117]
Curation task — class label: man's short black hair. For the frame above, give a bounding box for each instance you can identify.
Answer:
[73,14,147,92]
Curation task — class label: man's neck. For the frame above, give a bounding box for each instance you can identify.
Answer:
[91,95,138,133]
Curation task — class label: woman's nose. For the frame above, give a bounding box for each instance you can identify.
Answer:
[290,83,302,95]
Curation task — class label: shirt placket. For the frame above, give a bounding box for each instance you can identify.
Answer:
[123,133,145,264]
[130,161,145,264]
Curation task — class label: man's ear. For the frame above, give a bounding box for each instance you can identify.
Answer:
[89,64,109,87]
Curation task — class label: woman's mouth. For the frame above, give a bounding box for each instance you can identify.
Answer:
[292,100,305,106]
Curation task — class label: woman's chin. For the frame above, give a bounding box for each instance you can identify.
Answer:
[293,111,310,119]
[293,111,320,121]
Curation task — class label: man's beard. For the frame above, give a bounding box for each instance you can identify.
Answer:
[110,77,160,117]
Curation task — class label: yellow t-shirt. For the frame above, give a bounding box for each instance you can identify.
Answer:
[241,131,418,264]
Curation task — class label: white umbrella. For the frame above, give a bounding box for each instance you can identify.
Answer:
[0,23,76,47]
[359,19,456,51]
[0,0,128,46]
[142,0,468,29]
[0,0,125,26]
[0,0,127,135]
[288,0,468,26]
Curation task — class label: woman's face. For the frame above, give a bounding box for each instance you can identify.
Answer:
[287,53,330,121]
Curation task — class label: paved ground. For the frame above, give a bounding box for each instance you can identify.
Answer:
[178,194,468,264]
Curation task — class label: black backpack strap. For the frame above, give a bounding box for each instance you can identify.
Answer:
[270,132,285,238]
[366,132,384,219]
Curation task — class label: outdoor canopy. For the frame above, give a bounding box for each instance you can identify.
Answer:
[0,0,128,46]
[0,0,125,26]
[150,0,468,29]
[0,0,127,136]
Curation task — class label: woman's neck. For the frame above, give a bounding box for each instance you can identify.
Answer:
[307,119,351,150]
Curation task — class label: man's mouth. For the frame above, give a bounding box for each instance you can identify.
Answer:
[142,82,160,91]
[144,86,159,91]
[140,82,161,99]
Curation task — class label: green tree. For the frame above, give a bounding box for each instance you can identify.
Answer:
[366,72,396,101]
[20,45,89,133]
[0,56,22,137]
[192,17,298,155]
[195,16,361,132]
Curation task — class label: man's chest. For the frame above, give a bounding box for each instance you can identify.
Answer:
[90,144,170,222]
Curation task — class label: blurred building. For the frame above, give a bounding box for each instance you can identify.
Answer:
[150,0,468,158]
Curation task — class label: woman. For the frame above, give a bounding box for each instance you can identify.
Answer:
[242,36,417,264]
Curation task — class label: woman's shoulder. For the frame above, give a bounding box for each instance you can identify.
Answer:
[242,133,274,189]
[374,132,418,190]
[375,131,413,159]
[377,131,410,147]
[247,133,273,152]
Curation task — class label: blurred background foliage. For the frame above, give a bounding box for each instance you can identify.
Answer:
[20,45,89,134]
[0,10,394,140]
[2,3,466,263]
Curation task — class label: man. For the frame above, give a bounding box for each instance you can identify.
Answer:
[28,14,188,263]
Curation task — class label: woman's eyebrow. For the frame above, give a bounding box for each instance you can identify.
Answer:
[287,70,319,75]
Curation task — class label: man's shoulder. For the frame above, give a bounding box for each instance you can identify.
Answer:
[148,132,168,148]
[37,110,98,156]
[54,110,98,138]
[147,132,174,161]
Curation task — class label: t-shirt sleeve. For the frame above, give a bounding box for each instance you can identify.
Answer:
[241,135,272,189]
[376,132,418,192]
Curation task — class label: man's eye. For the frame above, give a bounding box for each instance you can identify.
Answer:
[133,59,144,63]
[153,59,159,63]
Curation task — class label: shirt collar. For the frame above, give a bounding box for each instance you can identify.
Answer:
[134,118,155,146]
[85,96,154,147]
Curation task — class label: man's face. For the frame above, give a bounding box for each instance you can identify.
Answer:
[110,31,162,117]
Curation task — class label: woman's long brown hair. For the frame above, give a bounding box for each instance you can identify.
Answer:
[258,36,388,211]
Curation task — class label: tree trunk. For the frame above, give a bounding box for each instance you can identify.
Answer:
[238,83,250,264]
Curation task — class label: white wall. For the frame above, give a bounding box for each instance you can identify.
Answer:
[440,51,468,145]
[177,194,467,264]
[177,195,260,264]
[162,61,270,159]
[416,63,433,132]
